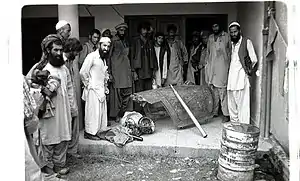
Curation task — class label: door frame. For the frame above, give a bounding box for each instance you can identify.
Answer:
[125,14,228,45]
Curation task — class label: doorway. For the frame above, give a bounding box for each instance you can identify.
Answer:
[21,17,95,75]
[185,14,228,50]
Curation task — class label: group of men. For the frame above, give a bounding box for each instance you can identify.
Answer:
[24,20,85,180]
[187,22,258,124]
[204,22,258,124]
[23,18,258,180]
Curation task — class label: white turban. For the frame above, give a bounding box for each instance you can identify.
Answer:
[56,20,69,30]
[100,37,111,43]
[229,22,241,29]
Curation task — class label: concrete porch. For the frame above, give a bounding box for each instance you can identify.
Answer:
[78,117,273,158]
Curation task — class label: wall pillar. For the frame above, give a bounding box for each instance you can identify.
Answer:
[58,5,84,130]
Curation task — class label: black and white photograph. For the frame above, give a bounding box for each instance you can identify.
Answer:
[1,0,299,181]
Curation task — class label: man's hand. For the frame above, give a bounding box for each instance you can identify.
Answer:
[41,86,55,98]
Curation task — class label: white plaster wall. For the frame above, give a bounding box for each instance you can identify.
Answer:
[81,3,237,31]
[270,1,289,153]
[22,3,238,32]
[236,2,264,128]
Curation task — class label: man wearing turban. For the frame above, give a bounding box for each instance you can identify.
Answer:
[27,34,77,175]
[80,37,111,140]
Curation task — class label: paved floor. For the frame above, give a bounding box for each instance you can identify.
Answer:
[78,117,273,158]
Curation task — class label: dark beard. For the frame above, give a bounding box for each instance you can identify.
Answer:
[231,35,241,43]
[49,53,64,67]
[99,49,109,60]
[117,33,125,40]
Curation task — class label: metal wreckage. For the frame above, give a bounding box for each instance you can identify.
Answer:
[101,84,220,147]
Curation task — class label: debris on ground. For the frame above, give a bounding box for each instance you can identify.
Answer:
[65,154,283,181]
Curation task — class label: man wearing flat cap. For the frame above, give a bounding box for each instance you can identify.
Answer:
[108,23,136,123]
[227,22,258,124]
[206,22,231,123]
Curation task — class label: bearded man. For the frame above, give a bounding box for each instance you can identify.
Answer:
[80,37,111,140]
[227,22,258,124]
[56,20,71,45]
[165,24,188,86]
[27,34,78,175]
[132,22,158,92]
[108,23,137,122]
[206,23,231,122]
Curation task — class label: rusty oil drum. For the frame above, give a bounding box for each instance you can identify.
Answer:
[217,122,260,181]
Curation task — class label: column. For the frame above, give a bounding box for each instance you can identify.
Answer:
[58,5,84,130]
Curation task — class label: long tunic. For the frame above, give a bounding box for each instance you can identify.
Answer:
[206,31,231,88]
[109,35,132,89]
[227,36,258,124]
[80,50,109,135]
[165,40,188,86]
[154,46,168,87]
[227,37,258,91]
[198,46,208,86]
[39,63,77,145]
[186,44,200,84]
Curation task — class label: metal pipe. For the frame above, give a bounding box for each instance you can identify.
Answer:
[264,3,276,138]
[170,85,207,138]
[265,61,273,138]
[260,27,268,138]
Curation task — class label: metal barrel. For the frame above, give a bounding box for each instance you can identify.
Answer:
[217,122,260,181]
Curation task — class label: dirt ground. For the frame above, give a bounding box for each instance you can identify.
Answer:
[61,154,281,181]
[65,154,219,181]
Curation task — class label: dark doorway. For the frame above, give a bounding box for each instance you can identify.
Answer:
[185,14,228,50]
[21,17,95,75]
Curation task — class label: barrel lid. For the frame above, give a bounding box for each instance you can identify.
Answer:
[223,122,260,135]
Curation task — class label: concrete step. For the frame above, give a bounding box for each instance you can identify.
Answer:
[78,117,272,158]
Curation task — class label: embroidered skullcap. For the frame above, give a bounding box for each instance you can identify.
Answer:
[229,22,241,29]
[41,34,62,53]
[99,37,111,43]
[56,20,69,30]
[115,23,128,30]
